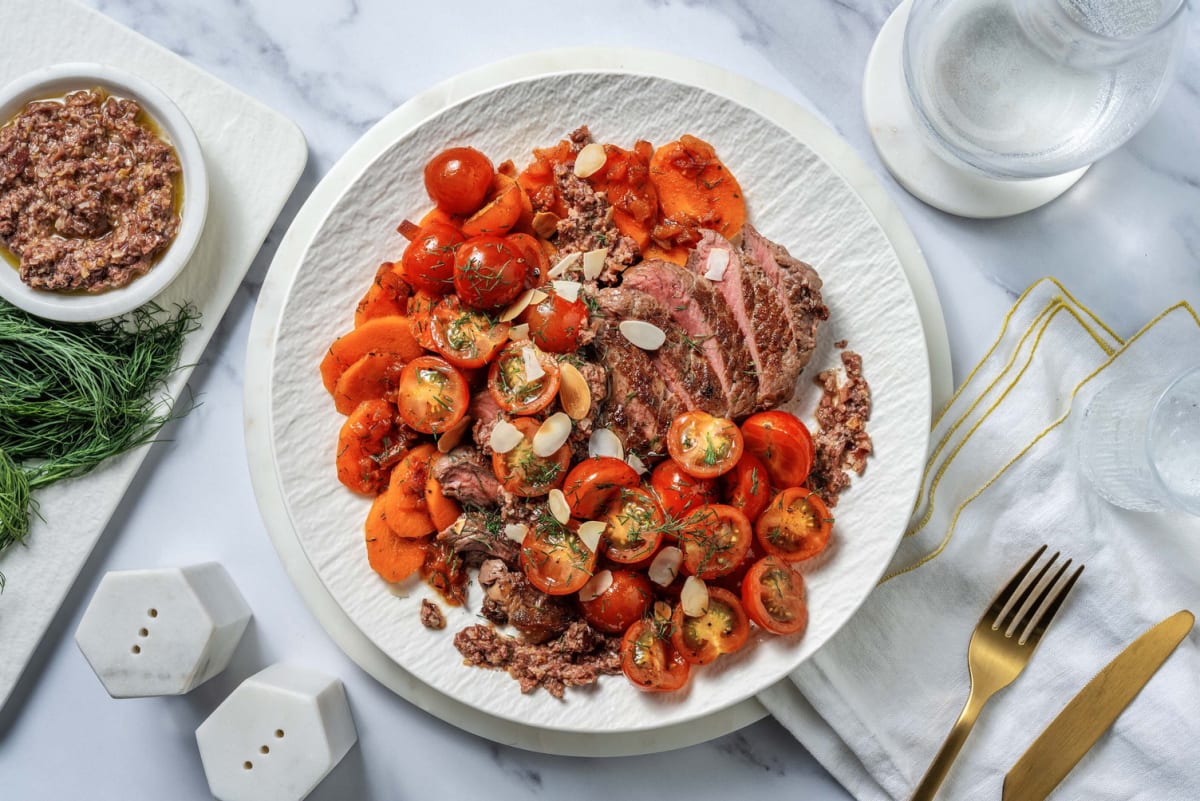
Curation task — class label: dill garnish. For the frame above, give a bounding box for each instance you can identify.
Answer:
[0,300,200,588]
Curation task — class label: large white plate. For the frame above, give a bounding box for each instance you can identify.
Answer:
[247,49,938,747]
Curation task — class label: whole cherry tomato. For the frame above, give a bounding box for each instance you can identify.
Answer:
[718,452,772,523]
[580,570,654,634]
[649,460,718,520]
[453,235,526,310]
[400,223,463,295]
[424,147,494,215]
[740,411,815,489]
[561,456,641,520]
[519,289,589,353]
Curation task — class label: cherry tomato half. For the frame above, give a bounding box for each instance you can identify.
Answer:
[742,556,808,635]
[667,411,744,479]
[487,342,561,416]
[579,569,654,634]
[491,417,570,497]
[430,295,511,369]
[561,456,641,520]
[649,460,718,520]
[603,487,665,565]
[519,289,589,353]
[453,235,526,310]
[740,411,815,489]
[718,452,772,523]
[678,504,753,580]
[395,356,469,435]
[670,585,750,665]
[400,222,463,295]
[620,616,691,692]
[520,513,597,595]
[755,488,833,562]
[424,146,494,216]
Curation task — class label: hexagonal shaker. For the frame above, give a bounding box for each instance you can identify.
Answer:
[196,664,357,801]
[75,562,251,698]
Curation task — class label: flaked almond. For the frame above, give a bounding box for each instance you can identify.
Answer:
[653,600,674,621]
[578,569,613,602]
[436,415,473,453]
[547,251,580,278]
[618,319,666,351]
[489,419,524,454]
[508,322,530,341]
[648,546,683,587]
[558,361,591,420]
[582,247,607,280]
[532,412,572,457]
[574,142,607,179]
[548,488,571,524]
[552,279,581,303]
[577,520,607,553]
[703,247,730,281]
[532,211,560,239]
[521,344,545,382]
[504,523,529,543]
[626,452,648,475]
[500,288,537,322]
[588,428,624,460]
[681,576,710,617]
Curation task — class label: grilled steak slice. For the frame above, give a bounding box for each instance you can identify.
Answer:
[687,231,800,408]
[741,224,828,372]
[591,319,684,455]
[621,260,759,418]
[597,286,729,415]
[437,510,518,564]
[431,446,501,507]
[478,560,574,644]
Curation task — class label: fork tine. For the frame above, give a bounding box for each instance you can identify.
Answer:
[994,548,1057,631]
[1020,563,1084,647]
[1004,553,1063,636]
[988,545,1047,622]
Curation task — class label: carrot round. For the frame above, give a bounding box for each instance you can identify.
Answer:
[320,316,424,394]
[365,495,430,582]
[385,443,436,522]
[336,399,403,495]
[354,264,410,326]
[333,352,406,415]
[649,135,745,240]
[387,508,437,539]
[425,473,462,532]
[418,205,463,233]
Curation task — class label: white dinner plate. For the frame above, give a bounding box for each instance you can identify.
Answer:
[246,48,942,752]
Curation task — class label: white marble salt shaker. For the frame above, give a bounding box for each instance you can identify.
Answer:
[74,562,251,698]
[195,664,357,801]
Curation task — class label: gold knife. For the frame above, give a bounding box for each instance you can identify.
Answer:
[1002,610,1194,801]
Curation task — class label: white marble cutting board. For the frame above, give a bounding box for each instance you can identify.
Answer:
[0,0,307,712]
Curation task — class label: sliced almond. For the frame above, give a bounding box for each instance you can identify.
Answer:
[532,412,572,457]
[552,279,581,303]
[500,288,536,322]
[573,142,607,178]
[577,520,607,553]
[703,247,730,281]
[548,488,571,524]
[548,251,581,278]
[508,322,530,341]
[532,211,561,239]
[578,569,613,602]
[558,361,592,420]
[653,600,674,621]
[626,452,648,475]
[648,546,683,587]
[504,523,529,543]
[521,345,546,383]
[681,576,710,617]
[489,419,524,454]
[588,428,624,461]
[582,247,607,280]
[436,415,473,453]
[618,320,666,351]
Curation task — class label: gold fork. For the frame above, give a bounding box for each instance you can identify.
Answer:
[909,545,1084,801]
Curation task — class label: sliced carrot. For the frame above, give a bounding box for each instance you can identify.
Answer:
[418,205,464,233]
[355,282,407,327]
[385,443,437,521]
[587,142,657,252]
[517,139,574,219]
[496,159,519,179]
[649,135,746,240]
[642,243,690,265]
[320,316,424,394]
[387,508,437,539]
[336,399,402,494]
[365,496,430,582]
[333,352,406,415]
[425,473,462,531]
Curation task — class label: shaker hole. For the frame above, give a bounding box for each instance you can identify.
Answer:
[131,645,141,654]
[148,608,158,618]
[274,729,285,738]
[243,761,253,770]
[260,745,270,754]
[138,628,149,637]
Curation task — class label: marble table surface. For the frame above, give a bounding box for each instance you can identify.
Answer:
[2,1,1197,799]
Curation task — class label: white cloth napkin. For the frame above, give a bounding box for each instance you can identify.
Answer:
[758,278,1200,801]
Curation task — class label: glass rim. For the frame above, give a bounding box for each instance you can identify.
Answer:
[1048,0,1190,45]
[1145,364,1200,515]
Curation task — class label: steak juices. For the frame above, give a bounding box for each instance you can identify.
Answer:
[321,126,870,696]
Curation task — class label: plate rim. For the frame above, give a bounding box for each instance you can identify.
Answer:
[244,46,948,755]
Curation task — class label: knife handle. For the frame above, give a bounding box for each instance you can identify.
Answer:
[910,690,989,801]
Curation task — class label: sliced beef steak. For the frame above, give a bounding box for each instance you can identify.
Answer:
[591,319,684,455]
[596,287,729,417]
[741,224,828,373]
[621,261,759,418]
[431,447,502,507]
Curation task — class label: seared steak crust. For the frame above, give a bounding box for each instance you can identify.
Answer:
[741,224,828,374]
[591,318,684,455]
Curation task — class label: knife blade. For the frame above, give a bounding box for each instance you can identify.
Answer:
[1002,609,1194,801]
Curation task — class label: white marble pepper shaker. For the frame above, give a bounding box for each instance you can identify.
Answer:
[74,562,251,698]
[195,664,357,801]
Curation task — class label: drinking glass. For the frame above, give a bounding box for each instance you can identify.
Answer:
[1076,366,1200,515]
[903,0,1189,179]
